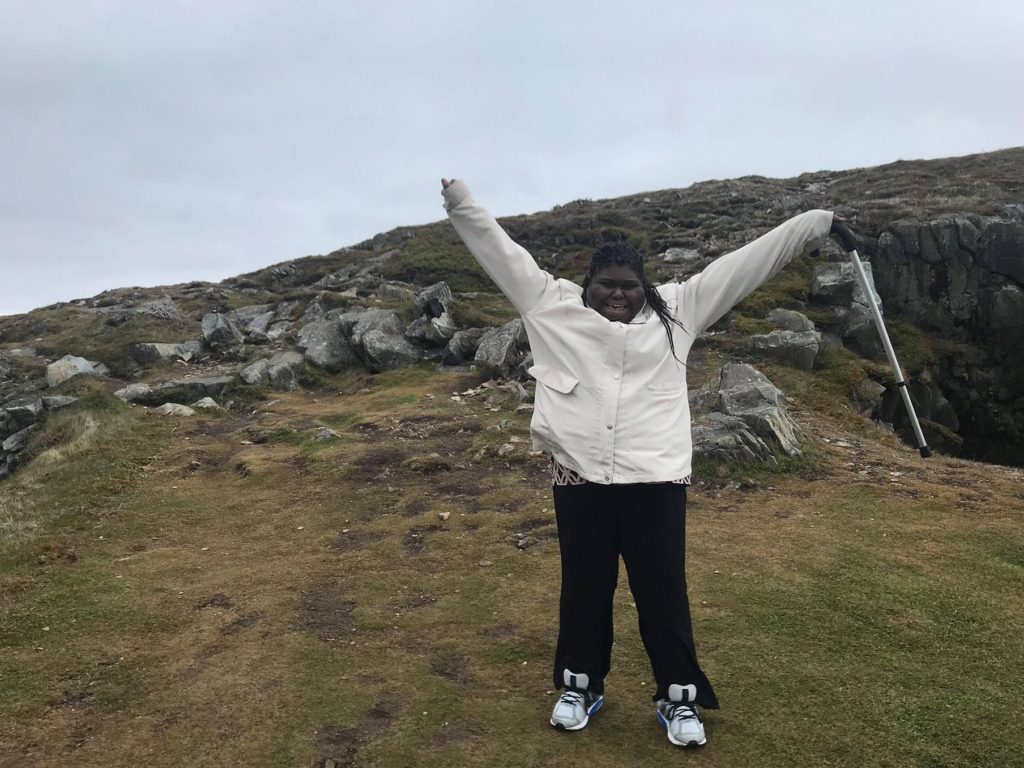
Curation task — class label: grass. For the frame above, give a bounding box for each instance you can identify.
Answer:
[1,359,1022,767]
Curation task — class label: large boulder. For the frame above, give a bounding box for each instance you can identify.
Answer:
[406,313,458,346]
[128,341,203,365]
[201,313,245,348]
[297,319,359,372]
[711,363,804,458]
[442,328,488,366]
[692,412,777,465]
[747,329,823,371]
[414,282,453,319]
[240,351,304,390]
[474,319,529,376]
[766,308,816,332]
[810,262,882,309]
[46,355,97,387]
[343,308,421,372]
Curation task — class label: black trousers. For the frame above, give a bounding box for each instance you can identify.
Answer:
[551,481,719,708]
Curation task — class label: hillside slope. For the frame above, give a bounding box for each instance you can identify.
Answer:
[1,148,1023,766]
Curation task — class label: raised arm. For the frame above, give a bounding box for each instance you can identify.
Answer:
[677,209,834,334]
[441,178,555,315]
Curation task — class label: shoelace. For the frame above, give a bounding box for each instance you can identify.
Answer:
[558,690,586,708]
[664,703,698,722]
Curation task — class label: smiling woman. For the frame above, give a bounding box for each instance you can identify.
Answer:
[439,176,836,748]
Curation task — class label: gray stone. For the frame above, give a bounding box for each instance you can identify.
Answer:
[852,379,886,416]
[227,304,275,327]
[266,321,293,341]
[747,329,823,370]
[0,357,10,380]
[766,308,816,332]
[274,300,301,321]
[153,403,196,416]
[245,311,276,335]
[46,355,97,387]
[442,328,487,366]
[313,428,340,441]
[201,313,245,348]
[297,319,359,372]
[114,383,154,403]
[2,425,35,453]
[240,359,270,385]
[692,412,776,464]
[713,363,803,458]
[810,262,882,308]
[360,329,421,372]
[266,351,304,390]
[128,342,197,365]
[717,364,785,410]
[406,312,458,345]
[661,247,702,264]
[42,396,78,411]
[375,282,417,303]
[190,397,224,411]
[414,282,453,319]
[474,319,529,376]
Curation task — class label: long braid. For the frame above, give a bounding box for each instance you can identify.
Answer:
[581,243,689,362]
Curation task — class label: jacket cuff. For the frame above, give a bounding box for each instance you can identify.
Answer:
[442,179,470,211]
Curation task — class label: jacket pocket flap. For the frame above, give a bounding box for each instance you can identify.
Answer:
[528,365,579,394]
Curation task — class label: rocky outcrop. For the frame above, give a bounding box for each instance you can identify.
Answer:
[474,320,529,377]
[297,319,359,372]
[114,377,234,405]
[239,351,304,390]
[747,329,823,371]
[870,216,1024,464]
[201,313,245,349]
[442,328,487,366]
[342,308,421,372]
[692,363,804,465]
[0,394,78,479]
[46,355,100,388]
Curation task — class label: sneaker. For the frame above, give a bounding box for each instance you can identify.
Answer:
[655,683,706,746]
[550,670,604,731]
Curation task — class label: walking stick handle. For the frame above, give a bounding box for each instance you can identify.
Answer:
[830,220,858,253]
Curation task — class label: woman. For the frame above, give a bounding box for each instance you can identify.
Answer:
[441,177,837,747]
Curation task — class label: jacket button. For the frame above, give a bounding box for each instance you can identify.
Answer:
[606,424,613,430]
[613,373,620,380]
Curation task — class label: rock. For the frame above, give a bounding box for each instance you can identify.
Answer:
[114,383,153,403]
[274,300,301,321]
[766,308,816,332]
[153,403,196,416]
[747,329,823,370]
[713,363,803,458]
[2,425,35,453]
[128,342,199,365]
[810,262,882,308]
[201,313,245,348]
[227,304,274,328]
[190,397,224,411]
[239,359,269,385]
[41,396,78,411]
[244,312,276,336]
[474,319,529,376]
[360,328,422,372]
[0,358,10,380]
[852,379,886,416]
[313,428,340,441]
[414,282,453,319]
[46,355,97,387]
[661,247,702,264]
[692,412,776,464]
[442,328,487,366]
[344,308,421,372]
[297,319,359,372]
[266,351,304,390]
[1,397,45,432]
[375,281,417,303]
[406,312,458,345]
[266,321,293,341]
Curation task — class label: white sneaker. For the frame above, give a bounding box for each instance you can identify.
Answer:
[655,683,706,746]
[550,670,604,731]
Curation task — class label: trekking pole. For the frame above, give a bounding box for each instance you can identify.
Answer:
[830,222,931,458]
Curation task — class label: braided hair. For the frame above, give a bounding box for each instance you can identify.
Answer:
[581,242,689,362]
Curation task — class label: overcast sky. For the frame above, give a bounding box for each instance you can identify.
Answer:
[1,1,1022,317]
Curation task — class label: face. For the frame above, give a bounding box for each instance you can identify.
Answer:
[585,265,645,323]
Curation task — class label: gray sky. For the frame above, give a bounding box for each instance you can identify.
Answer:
[2,0,1022,317]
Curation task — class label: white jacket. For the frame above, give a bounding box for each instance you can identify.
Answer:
[443,180,832,484]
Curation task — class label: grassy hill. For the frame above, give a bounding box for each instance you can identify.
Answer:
[2,148,1024,766]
